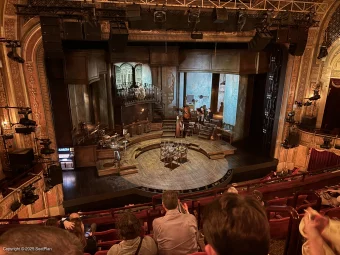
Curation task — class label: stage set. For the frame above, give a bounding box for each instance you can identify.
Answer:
[56,41,281,210]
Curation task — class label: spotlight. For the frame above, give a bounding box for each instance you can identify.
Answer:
[320,136,332,149]
[21,184,39,205]
[39,138,55,155]
[3,134,13,140]
[303,101,312,106]
[306,90,321,101]
[285,111,295,124]
[17,108,36,134]
[154,10,166,23]
[6,42,25,64]
[188,8,200,24]
[15,127,35,134]
[317,45,328,59]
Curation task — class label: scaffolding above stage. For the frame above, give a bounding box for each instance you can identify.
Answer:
[18,0,331,15]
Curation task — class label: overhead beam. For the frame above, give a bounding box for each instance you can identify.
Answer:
[18,0,330,15]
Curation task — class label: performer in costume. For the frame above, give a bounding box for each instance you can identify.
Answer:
[182,105,191,137]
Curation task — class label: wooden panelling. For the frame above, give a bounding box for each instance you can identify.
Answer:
[88,51,107,84]
[150,47,179,66]
[179,50,212,71]
[111,47,149,63]
[65,52,88,84]
[74,145,97,168]
[239,51,258,74]
[211,51,240,73]
[68,84,91,129]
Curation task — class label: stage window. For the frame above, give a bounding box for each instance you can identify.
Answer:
[114,62,152,89]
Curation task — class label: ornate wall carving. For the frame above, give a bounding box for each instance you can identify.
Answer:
[0,0,61,217]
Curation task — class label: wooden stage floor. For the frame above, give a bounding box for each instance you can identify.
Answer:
[62,136,277,211]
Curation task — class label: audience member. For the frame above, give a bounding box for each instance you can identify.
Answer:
[61,212,97,232]
[68,218,97,255]
[202,193,270,255]
[300,207,340,255]
[108,212,157,255]
[45,218,59,227]
[226,186,238,194]
[252,190,265,206]
[0,225,83,255]
[153,190,198,255]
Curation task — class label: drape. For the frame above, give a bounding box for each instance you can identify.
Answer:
[307,148,340,172]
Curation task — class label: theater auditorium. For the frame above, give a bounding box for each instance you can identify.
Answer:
[0,0,340,254]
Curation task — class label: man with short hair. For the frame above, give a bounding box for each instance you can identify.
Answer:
[0,225,83,255]
[152,190,198,255]
[203,193,270,255]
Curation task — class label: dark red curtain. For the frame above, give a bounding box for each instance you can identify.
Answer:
[308,148,340,172]
[322,78,340,132]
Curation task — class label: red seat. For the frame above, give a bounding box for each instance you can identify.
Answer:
[189,252,207,255]
[84,253,91,255]
[325,207,340,220]
[93,229,119,242]
[94,251,109,255]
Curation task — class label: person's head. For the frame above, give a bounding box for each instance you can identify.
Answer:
[203,193,270,255]
[0,225,83,255]
[117,212,142,240]
[162,190,179,211]
[68,218,86,248]
[226,187,238,194]
[69,213,80,220]
[253,190,264,206]
[45,218,59,227]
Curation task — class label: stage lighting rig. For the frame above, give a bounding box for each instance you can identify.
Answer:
[317,45,328,59]
[37,138,55,155]
[285,111,295,124]
[5,41,25,64]
[188,8,200,25]
[154,10,166,23]
[304,89,320,101]
[21,184,39,205]
[15,107,36,134]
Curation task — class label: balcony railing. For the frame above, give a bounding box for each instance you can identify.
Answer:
[116,83,162,106]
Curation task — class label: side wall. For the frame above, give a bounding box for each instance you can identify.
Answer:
[0,1,64,218]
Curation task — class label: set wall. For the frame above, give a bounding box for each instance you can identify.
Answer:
[186,72,212,108]
[223,74,239,126]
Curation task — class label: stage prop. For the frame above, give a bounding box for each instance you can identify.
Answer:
[160,141,188,168]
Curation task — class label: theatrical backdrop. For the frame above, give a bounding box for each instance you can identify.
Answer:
[0,0,340,219]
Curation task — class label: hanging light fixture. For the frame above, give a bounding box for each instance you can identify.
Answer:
[317,29,328,59]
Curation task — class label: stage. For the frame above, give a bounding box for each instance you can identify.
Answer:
[62,133,277,212]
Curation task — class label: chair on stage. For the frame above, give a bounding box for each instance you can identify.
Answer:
[179,146,188,164]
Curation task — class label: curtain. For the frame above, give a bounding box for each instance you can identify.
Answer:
[308,148,340,172]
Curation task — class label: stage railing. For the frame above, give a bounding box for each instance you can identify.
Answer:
[116,83,162,105]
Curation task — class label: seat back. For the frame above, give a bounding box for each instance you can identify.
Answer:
[293,190,321,214]
[94,251,109,255]
[266,206,301,255]
[325,207,340,220]
[93,229,119,242]
[96,240,121,250]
